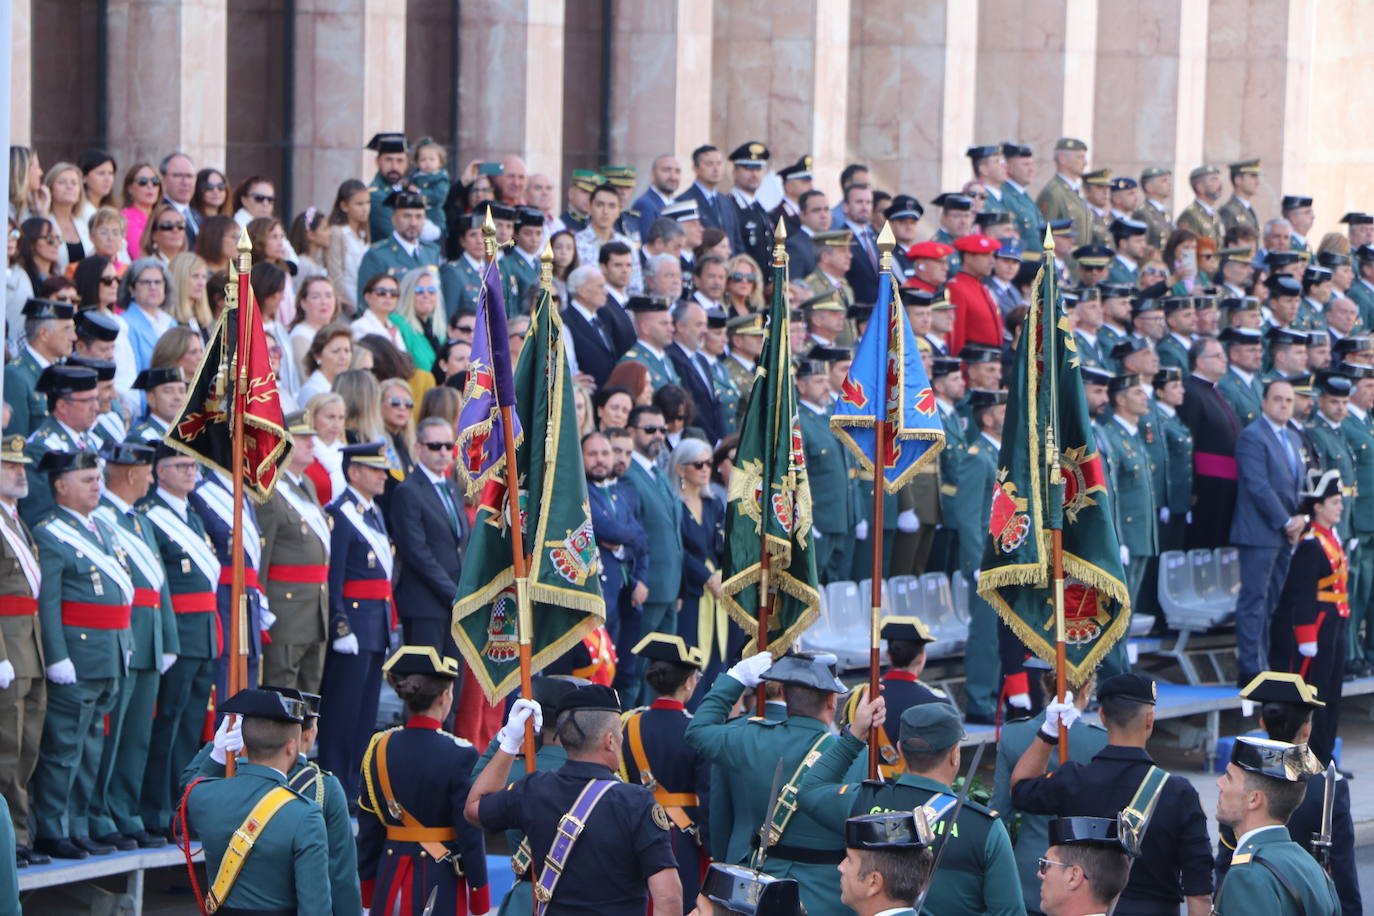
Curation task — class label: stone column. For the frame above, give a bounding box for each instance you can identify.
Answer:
[1091,0,1208,214]
[105,0,227,169]
[458,0,566,182]
[606,1,713,180]
[9,0,31,147]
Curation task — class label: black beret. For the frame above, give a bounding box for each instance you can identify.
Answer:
[1097,673,1156,705]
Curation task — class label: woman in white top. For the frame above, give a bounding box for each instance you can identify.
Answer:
[323,179,370,317]
[352,273,407,351]
[44,162,87,267]
[5,218,33,352]
[166,252,214,337]
[304,391,348,503]
[249,261,302,397]
[297,321,354,406]
[289,276,342,375]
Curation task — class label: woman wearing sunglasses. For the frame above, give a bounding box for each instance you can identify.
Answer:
[392,267,445,373]
[191,168,231,221]
[671,436,727,707]
[120,162,162,259]
[15,217,60,289]
[352,273,406,350]
[722,253,764,317]
[138,202,190,267]
[379,376,418,494]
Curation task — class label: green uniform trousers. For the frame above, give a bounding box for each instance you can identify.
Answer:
[141,656,215,832]
[33,675,118,839]
[92,665,160,837]
[965,584,1001,719]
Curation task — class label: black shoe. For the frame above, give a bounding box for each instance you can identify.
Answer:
[17,844,50,866]
[32,838,87,860]
[130,830,166,849]
[94,832,138,851]
[72,836,116,855]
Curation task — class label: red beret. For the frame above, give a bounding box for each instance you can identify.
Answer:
[953,234,1000,254]
[907,240,955,260]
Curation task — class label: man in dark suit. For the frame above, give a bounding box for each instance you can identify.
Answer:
[787,189,831,281]
[562,265,627,389]
[1231,378,1307,686]
[674,145,739,251]
[1176,337,1242,549]
[666,301,724,444]
[582,431,648,693]
[843,184,881,305]
[391,418,470,658]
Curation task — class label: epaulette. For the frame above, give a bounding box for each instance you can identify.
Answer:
[746,716,782,727]
[928,685,949,699]
[437,727,473,748]
[968,445,980,455]
[961,798,996,819]
[620,706,648,726]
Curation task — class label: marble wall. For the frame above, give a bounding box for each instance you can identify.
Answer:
[11,0,1374,242]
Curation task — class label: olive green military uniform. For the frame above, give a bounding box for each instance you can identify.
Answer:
[1,347,49,437]
[258,473,330,694]
[19,418,97,528]
[618,343,681,391]
[1342,409,1374,666]
[1156,333,1192,372]
[1219,197,1260,236]
[1176,201,1224,247]
[1218,368,1263,428]
[684,673,868,916]
[1036,176,1093,249]
[894,466,940,577]
[185,742,361,916]
[471,737,568,916]
[1158,406,1194,552]
[1088,206,1113,247]
[1132,201,1175,252]
[798,731,1025,916]
[1306,413,1356,536]
[1105,256,1140,288]
[32,507,134,843]
[849,461,898,582]
[1096,324,1128,373]
[0,499,44,846]
[1213,825,1338,916]
[1097,416,1159,613]
[186,762,333,915]
[802,270,855,313]
[724,355,757,417]
[953,433,1002,719]
[499,250,541,314]
[799,403,853,584]
[88,495,178,841]
[709,357,742,437]
[1001,182,1044,251]
[356,236,465,322]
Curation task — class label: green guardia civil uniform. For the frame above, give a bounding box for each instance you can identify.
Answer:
[953,432,1002,719]
[709,357,742,437]
[1346,278,1374,331]
[618,342,681,391]
[0,496,45,847]
[1001,182,1045,250]
[1341,409,1374,665]
[19,418,97,528]
[2,347,50,438]
[258,473,330,694]
[1219,196,1260,236]
[1213,825,1339,916]
[683,673,868,916]
[1073,329,1105,368]
[90,410,128,448]
[499,249,541,314]
[990,713,1109,913]
[185,742,361,916]
[1036,175,1093,249]
[799,403,853,585]
[1092,419,1123,535]
[88,494,179,841]
[471,737,568,916]
[1097,416,1159,609]
[356,236,464,321]
[0,795,18,916]
[31,506,134,843]
[1105,257,1140,288]
[931,227,963,275]
[1218,368,1263,427]
[1158,405,1194,544]
[138,489,222,833]
[1155,333,1192,372]
[1305,413,1356,536]
[445,254,486,320]
[797,731,1025,916]
[126,414,171,445]
[1176,201,1224,247]
[926,404,966,575]
[724,355,757,417]
[367,173,401,241]
[1131,201,1175,252]
[1096,324,1129,373]
[185,762,333,916]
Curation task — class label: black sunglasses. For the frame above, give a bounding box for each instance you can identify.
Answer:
[422,440,455,451]
[204,182,227,191]
[135,176,161,187]
[686,460,711,470]
[251,193,275,205]
[636,425,667,435]
[155,222,186,232]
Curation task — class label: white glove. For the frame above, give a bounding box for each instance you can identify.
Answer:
[1007,692,1031,710]
[1186,511,1193,524]
[1040,691,1079,739]
[497,699,543,755]
[1158,507,1170,524]
[727,651,774,688]
[813,529,824,540]
[46,659,77,685]
[855,519,870,540]
[259,609,277,630]
[332,634,360,655]
[897,509,919,533]
[159,653,178,674]
[0,660,13,690]
[210,715,244,764]
[1347,538,1358,554]
[1298,641,1318,658]
[1120,545,1130,566]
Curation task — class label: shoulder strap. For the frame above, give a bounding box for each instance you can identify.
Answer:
[372,730,453,863]
[759,732,833,855]
[205,786,297,914]
[1118,764,1168,853]
[534,778,618,916]
[626,711,697,833]
[1232,850,1308,916]
[289,762,326,806]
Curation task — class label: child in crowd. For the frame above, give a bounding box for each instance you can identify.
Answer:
[409,137,450,243]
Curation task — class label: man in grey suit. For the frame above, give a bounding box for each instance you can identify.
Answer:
[1231,379,1307,686]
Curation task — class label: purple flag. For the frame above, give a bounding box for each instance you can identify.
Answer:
[455,260,522,494]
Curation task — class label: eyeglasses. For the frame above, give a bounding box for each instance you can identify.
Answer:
[155,222,186,232]
[636,425,666,435]
[38,235,59,245]
[1037,857,1080,877]
[686,460,711,470]
[204,182,227,192]
[415,285,439,294]
[729,273,757,283]
[1142,267,1167,276]
[165,461,198,472]
[371,288,400,298]
[53,294,79,304]
[250,193,275,205]
[422,440,455,451]
[456,324,475,334]
[136,277,166,287]
[99,275,119,286]
[385,397,415,409]
[92,227,123,239]
[134,176,161,187]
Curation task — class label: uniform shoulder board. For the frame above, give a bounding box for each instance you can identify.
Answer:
[746,716,781,727]
[438,728,473,748]
[929,685,949,699]
[961,798,996,819]
[620,706,649,726]
[1230,852,1253,866]
[968,445,980,455]
[1086,722,1107,732]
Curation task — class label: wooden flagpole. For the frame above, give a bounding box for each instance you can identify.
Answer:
[225,229,253,776]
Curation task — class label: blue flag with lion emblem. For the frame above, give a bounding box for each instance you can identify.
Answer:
[451,277,605,702]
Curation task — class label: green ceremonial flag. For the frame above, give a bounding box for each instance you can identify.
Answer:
[975,238,1131,685]
[720,233,822,655]
[451,281,605,702]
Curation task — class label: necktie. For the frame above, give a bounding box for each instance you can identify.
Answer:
[662,354,680,385]
[591,312,613,351]
[435,479,461,535]
[1278,426,1299,479]
[863,228,878,269]
[694,353,717,400]
[365,506,386,535]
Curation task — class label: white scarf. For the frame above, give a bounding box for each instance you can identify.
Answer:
[0,509,40,597]
[197,476,261,569]
[276,478,331,553]
[339,497,393,579]
[94,505,165,590]
[44,516,135,604]
[145,504,222,586]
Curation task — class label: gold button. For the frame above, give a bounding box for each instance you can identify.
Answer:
[352,601,359,609]
[80,633,87,640]
[285,592,293,600]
